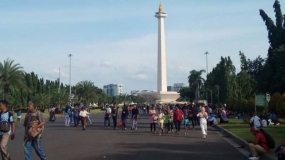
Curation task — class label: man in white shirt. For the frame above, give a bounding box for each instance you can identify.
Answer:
[250,114,261,129]
[104,104,111,128]
[79,107,89,130]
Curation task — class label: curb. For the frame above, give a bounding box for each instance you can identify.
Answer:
[213,125,275,160]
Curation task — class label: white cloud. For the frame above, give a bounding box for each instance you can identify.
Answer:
[99,61,111,68]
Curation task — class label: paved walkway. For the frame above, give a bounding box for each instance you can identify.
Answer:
[8,113,248,160]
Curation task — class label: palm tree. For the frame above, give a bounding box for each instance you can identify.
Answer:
[34,93,51,109]
[188,70,206,100]
[0,59,25,101]
[75,80,98,105]
[51,88,69,109]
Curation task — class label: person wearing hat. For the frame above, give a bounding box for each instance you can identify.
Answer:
[275,138,285,160]
[104,104,111,128]
[247,127,269,160]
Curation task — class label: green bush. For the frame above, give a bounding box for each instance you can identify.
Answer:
[268,92,282,113]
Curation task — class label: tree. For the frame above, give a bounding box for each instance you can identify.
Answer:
[259,0,285,94]
[268,92,282,113]
[75,80,99,104]
[178,87,195,101]
[205,56,238,103]
[0,59,25,101]
[188,70,205,100]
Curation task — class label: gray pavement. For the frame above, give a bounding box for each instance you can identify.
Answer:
[8,113,248,160]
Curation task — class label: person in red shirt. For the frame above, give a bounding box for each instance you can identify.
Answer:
[248,127,269,160]
[173,104,184,135]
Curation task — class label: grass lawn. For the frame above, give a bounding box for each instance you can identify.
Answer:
[219,118,285,154]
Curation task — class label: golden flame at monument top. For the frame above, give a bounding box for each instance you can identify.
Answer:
[159,2,163,12]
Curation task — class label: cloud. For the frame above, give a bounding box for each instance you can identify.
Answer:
[130,73,149,80]
[99,61,111,68]
[0,0,274,93]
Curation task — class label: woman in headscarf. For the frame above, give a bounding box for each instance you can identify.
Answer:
[49,107,56,122]
[64,105,71,127]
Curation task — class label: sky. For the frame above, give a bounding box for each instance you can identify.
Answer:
[0,0,281,93]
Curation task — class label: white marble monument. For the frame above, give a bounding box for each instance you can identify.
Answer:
[138,3,179,104]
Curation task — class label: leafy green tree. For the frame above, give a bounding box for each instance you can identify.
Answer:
[178,87,195,101]
[188,70,205,100]
[258,0,285,94]
[0,59,26,101]
[75,80,100,104]
[268,92,282,113]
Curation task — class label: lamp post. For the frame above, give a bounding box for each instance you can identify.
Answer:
[205,52,209,74]
[68,54,72,105]
[205,52,209,103]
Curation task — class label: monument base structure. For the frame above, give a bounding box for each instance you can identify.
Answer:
[137,91,179,104]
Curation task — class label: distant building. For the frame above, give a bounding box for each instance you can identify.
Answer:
[173,83,185,92]
[167,83,185,92]
[130,90,140,95]
[103,84,123,97]
[167,86,174,91]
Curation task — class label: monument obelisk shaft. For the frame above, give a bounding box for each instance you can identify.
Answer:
[155,3,167,92]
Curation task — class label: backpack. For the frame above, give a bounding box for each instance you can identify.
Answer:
[260,129,275,149]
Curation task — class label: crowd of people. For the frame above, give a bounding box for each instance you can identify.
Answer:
[101,103,217,139]
[0,99,284,160]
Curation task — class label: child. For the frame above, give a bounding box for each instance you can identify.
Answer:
[158,109,165,136]
[17,110,21,127]
[275,138,285,160]
[183,117,190,135]
[132,114,138,130]
[164,110,170,133]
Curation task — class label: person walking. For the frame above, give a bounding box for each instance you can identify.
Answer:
[24,101,46,160]
[149,106,157,134]
[173,105,184,135]
[73,105,80,127]
[111,106,118,130]
[70,104,74,124]
[169,109,174,132]
[188,105,195,130]
[104,104,111,128]
[79,107,89,130]
[0,100,15,160]
[121,105,128,130]
[48,108,56,122]
[197,107,208,139]
[17,110,22,127]
[157,109,165,136]
[64,105,71,127]
[164,110,170,133]
[131,105,139,130]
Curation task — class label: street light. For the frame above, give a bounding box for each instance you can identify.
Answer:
[205,52,209,75]
[205,52,209,103]
[68,54,72,105]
